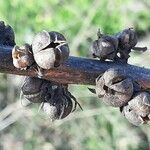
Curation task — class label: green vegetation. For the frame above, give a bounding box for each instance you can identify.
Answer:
[0,0,149,150]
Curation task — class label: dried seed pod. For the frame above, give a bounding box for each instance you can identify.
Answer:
[12,44,34,70]
[32,30,69,69]
[21,77,82,120]
[91,30,118,61]
[42,84,82,121]
[21,77,48,103]
[128,92,150,117]
[116,28,137,62]
[21,77,61,103]
[0,21,15,46]
[121,105,144,126]
[120,91,150,126]
[96,68,133,107]
[117,28,137,50]
[42,103,60,121]
[42,86,73,121]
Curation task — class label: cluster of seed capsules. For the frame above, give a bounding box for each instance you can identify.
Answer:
[11,26,149,125]
[91,28,149,126]
[91,28,147,63]
[12,30,82,121]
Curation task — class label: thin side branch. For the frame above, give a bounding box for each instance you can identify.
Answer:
[0,46,150,89]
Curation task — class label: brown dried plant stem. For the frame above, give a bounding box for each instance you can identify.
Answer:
[0,45,150,89]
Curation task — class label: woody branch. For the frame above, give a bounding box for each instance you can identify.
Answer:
[0,45,150,89]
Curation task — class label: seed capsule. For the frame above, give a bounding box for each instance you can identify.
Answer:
[96,68,133,107]
[12,44,34,70]
[42,103,60,121]
[121,105,144,126]
[42,85,73,121]
[116,28,137,62]
[21,77,47,103]
[21,77,82,120]
[42,84,82,121]
[91,30,118,61]
[120,92,150,126]
[0,21,15,46]
[117,28,137,50]
[128,92,150,117]
[32,30,69,69]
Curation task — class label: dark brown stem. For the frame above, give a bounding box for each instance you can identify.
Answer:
[0,46,150,89]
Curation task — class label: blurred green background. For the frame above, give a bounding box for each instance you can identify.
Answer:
[0,0,149,150]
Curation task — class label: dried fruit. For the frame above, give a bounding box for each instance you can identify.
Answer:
[21,77,47,103]
[0,21,15,46]
[91,30,118,61]
[12,44,34,70]
[121,105,144,126]
[121,92,150,126]
[96,68,133,107]
[42,84,82,121]
[42,103,60,121]
[116,28,137,62]
[42,85,73,121]
[32,30,69,69]
[117,28,137,50]
[21,77,82,120]
[128,92,150,117]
